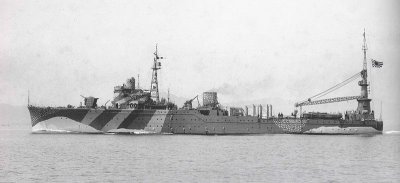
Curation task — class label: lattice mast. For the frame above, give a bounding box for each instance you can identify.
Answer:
[357,29,372,113]
[150,44,163,103]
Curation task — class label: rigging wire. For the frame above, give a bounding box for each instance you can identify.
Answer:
[368,57,374,111]
[314,73,361,99]
[299,72,361,103]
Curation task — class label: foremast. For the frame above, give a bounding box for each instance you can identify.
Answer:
[357,29,372,114]
[150,44,163,103]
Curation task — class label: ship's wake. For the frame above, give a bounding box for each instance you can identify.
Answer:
[31,128,103,134]
[32,129,73,134]
[384,131,400,135]
[108,129,159,135]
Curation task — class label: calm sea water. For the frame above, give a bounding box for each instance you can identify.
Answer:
[1,126,399,182]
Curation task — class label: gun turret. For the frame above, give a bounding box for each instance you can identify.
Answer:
[80,95,99,108]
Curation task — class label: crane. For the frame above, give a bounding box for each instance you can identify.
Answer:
[295,71,363,111]
[183,95,200,109]
[295,95,362,107]
[295,31,377,118]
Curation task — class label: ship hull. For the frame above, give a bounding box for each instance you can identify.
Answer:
[28,106,382,135]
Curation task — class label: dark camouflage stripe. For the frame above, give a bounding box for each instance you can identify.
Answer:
[117,110,156,129]
[57,109,91,122]
[89,109,121,130]
[28,106,90,126]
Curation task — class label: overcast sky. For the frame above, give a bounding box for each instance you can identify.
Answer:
[1,0,399,130]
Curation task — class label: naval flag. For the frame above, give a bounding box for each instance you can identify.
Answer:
[371,59,383,68]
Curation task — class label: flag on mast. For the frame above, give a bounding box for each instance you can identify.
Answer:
[371,59,383,68]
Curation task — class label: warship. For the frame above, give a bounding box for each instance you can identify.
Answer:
[28,32,383,135]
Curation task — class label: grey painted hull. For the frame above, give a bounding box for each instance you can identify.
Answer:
[28,106,383,135]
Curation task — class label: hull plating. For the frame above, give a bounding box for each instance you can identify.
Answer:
[28,106,382,135]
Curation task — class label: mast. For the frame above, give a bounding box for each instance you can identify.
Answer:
[28,90,30,106]
[362,29,368,71]
[137,74,140,89]
[357,29,372,113]
[167,88,170,103]
[379,101,382,121]
[150,44,164,103]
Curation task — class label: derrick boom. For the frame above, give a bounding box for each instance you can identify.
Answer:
[295,96,362,107]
